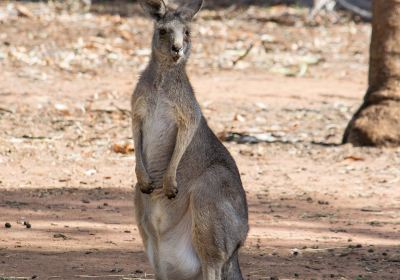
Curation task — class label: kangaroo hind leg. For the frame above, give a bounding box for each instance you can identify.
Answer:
[190,166,247,280]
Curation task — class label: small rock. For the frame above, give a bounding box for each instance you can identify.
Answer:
[387,254,400,263]
[23,221,31,228]
[318,200,329,205]
[5,222,11,228]
[110,268,123,273]
[84,169,97,176]
[53,233,68,240]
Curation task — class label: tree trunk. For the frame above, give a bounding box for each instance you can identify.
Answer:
[343,0,400,146]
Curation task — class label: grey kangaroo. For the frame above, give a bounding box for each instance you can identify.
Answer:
[131,0,249,279]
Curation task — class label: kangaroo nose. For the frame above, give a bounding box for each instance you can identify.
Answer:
[172,45,182,53]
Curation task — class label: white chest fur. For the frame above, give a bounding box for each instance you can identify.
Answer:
[141,96,178,183]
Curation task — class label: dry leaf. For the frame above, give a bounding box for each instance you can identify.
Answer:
[234,113,246,122]
[112,143,134,154]
[54,103,70,116]
[16,5,34,19]
[344,155,365,161]
[216,131,228,141]
[118,29,133,41]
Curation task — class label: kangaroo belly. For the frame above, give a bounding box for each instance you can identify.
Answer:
[142,202,201,280]
[158,227,200,279]
[142,100,177,185]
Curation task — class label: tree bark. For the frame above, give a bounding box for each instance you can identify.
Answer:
[343,0,400,146]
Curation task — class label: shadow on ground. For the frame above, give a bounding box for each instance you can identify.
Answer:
[1,187,399,279]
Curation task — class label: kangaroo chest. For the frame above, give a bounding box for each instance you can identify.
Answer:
[141,95,178,184]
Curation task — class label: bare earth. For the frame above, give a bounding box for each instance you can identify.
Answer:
[0,2,400,280]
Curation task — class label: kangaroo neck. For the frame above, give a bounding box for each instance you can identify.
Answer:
[148,54,187,88]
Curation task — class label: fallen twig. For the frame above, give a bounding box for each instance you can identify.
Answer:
[233,44,253,66]
[0,107,13,114]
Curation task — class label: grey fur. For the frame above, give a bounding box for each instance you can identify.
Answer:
[131,1,249,279]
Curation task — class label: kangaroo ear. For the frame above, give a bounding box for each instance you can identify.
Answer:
[140,0,166,20]
[179,0,203,21]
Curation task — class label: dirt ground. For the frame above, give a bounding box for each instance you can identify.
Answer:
[1,2,400,280]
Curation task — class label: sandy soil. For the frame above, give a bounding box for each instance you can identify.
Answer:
[1,2,400,280]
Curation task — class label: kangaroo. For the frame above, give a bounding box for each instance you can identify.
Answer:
[131,0,249,279]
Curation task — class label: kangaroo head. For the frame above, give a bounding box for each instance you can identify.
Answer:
[140,0,203,65]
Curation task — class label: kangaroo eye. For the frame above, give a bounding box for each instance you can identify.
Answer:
[159,28,167,35]
[185,30,190,37]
